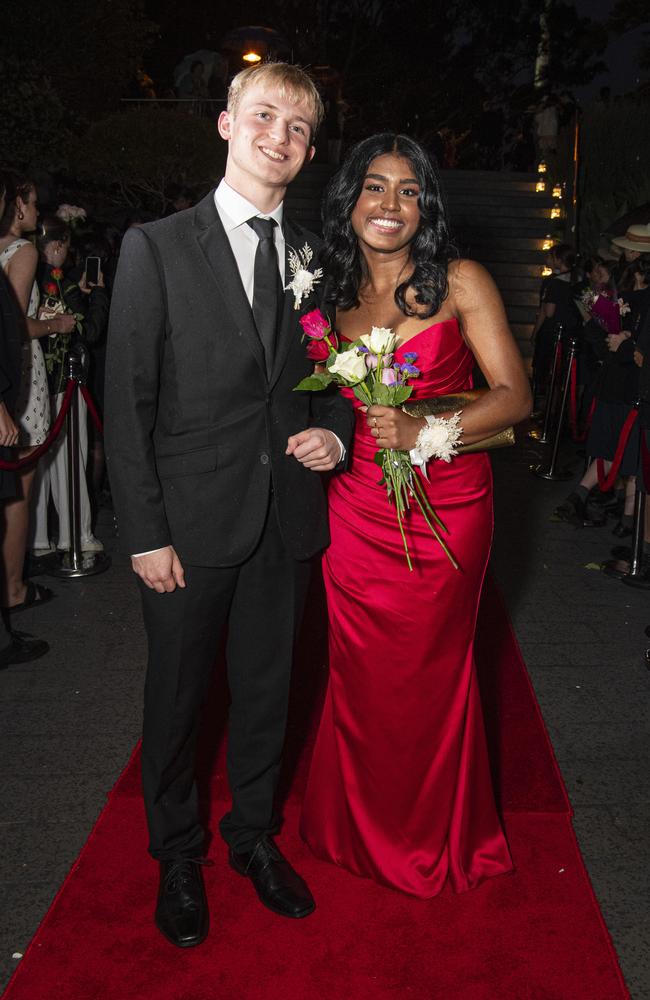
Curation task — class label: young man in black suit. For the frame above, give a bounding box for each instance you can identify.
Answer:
[105,63,353,947]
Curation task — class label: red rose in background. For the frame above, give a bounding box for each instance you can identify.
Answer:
[51,268,64,281]
[44,282,58,296]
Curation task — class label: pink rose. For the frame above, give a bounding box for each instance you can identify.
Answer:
[382,368,397,385]
[300,308,330,340]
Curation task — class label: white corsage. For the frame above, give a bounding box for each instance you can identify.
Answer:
[410,411,463,467]
[286,243,323,309]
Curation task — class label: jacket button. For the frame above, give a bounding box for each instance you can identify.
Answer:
[260,453,269,465]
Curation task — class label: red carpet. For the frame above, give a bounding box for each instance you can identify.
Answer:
[3,575,628,1000]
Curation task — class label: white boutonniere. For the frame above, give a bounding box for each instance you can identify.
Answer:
[286,243,323,310]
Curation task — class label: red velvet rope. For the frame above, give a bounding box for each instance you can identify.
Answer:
[568,358,596,443]
[80,384,104,435]
[596,407,639,492]
[0,379,77,471]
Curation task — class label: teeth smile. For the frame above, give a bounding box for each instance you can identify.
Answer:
[370,218,402,230]
[261,147,285,160]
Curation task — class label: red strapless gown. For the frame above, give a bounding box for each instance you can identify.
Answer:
[300,319,513,897]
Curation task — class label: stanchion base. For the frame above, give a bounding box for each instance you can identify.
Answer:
[527,428,550,443]
[622,571,650,590]
[45,550,111,579]
[601,558,630,580]
[530,463,574,481]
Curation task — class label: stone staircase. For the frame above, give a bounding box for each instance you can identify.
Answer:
[285,165,556,359]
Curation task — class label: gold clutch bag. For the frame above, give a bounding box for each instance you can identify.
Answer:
[402,389,515,454]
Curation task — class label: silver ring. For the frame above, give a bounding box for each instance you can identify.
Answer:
[373,417,378,427]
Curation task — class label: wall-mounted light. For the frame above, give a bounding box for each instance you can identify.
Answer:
[552,185,562,199]
[542,238,553,251]
[536,180,546,193]
[541,265,553,277]
[243,51,262,63]
[551,206,561,219]
[537,162,547,173]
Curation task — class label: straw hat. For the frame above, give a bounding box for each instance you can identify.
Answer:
[612,224,650,252]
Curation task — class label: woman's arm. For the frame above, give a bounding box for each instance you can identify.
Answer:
[449,259,532,443]
[367,260,531,451]
[6,244,75,339]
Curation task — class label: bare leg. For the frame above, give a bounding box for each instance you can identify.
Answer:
[1,454,37,607]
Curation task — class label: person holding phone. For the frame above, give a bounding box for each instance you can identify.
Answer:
[31,214,109,556]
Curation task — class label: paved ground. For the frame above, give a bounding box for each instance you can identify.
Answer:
[1,430,649,998]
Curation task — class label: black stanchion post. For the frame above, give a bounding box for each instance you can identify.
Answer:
[47,352,110,579]
[531,335,577,481]
[620,489,649,588]
[529,324,563,443]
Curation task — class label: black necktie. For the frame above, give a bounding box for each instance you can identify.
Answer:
[247,217,281,375]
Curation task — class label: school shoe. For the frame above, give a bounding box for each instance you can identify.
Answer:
[0,630,49,669]
[155,859,209,948]
[57,536,104,553]
[229,836,315,918]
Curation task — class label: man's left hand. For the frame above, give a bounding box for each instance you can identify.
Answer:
[286,427,341,471]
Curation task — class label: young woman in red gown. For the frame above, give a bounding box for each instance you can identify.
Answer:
[300,135,531,898]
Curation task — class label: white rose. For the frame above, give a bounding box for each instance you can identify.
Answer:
[330,348,368,384]
[360,327,397,354]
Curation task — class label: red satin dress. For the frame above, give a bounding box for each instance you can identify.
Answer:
[300,318,514,898]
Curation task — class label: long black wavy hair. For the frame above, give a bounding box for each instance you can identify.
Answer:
[321,134,457,318]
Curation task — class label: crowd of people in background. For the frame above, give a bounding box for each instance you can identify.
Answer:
[1,143,648,668]
[530,228,650,575]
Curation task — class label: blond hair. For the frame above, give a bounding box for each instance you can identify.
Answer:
[227,62,324,139]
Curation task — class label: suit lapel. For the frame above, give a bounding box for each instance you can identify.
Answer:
[193,192,267,378]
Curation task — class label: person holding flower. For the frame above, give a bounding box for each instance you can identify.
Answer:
[31,214,108,556]
[299,133,531,899]
[0,172,74,613]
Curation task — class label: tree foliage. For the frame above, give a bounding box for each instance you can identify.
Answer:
[578,97,650,252]
[1,0,157,128]
[0,56,68,170]
[74,110,225,212]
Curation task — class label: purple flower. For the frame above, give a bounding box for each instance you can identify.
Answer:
[382,368,397,385]
[401,363,421,378]
[403,352,418,364]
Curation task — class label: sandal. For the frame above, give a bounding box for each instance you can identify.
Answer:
[6,581,55,614]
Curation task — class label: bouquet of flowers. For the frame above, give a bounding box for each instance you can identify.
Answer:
[39,268,84,393]
[295,308,458,571]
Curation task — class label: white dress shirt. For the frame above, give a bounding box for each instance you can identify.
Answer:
[132,181,343,557]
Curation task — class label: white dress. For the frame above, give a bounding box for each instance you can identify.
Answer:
[0,240,50,446]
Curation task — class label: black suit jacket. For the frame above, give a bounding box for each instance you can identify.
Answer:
[104,191,353,566]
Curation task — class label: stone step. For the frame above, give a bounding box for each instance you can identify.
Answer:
[484,260,547,278]
[499,289,540,308]
[470,247,548,264]
[493,274,543,292]
[453,216,554,235]
[458,234,551,251]
[502,303,539,324]
[451,203,554,221]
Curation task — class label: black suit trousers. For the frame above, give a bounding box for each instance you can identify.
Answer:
[139,501,312,859]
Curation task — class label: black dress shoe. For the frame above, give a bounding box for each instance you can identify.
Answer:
[229,836,315,918]
[0,631,49,669]
[155,859,209,948]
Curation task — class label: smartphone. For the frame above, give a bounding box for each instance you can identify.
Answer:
[85,256,101,285]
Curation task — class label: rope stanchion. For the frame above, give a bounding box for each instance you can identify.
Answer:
[596,407,639,493]
[531,335,577,481]
[0,379,76,471]
[529,324,564,444]
[568,358,596,443]
[43,353,110,580]
[604,486,647,582]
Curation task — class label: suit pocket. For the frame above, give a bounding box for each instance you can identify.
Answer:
[156,446,219,478]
